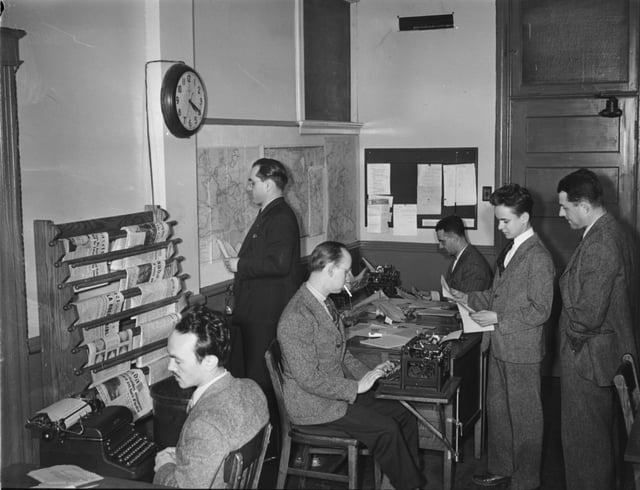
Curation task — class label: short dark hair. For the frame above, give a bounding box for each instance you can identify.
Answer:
[557,168,603,206]
[435,215,465,237]
[174,306,231,367]
[490,183,533,217]
[252,158,289,190]
[309,241,348,272]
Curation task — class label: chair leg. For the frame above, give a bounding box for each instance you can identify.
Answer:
[347,445,358,489]
[372,459,382,490]
[276,436,291,489]
[298,446,311,489]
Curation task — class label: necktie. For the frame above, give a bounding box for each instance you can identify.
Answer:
[496,240,514,274]
[324,298,341,326]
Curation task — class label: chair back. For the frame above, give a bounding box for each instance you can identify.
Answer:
[221,422,272,489]
[614,353,640,436]
[264,340,292,442]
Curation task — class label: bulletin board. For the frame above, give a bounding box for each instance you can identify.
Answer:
[364,147,478,230]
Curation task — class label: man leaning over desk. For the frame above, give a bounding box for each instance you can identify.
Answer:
[278,241,427,490]
[436,214,493,293]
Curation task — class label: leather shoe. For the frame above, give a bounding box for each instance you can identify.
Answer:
[472,473,510,487]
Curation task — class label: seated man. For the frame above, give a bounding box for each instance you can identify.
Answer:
[153,306,269,488]
[277,241,426,490]
[436,214,493,292]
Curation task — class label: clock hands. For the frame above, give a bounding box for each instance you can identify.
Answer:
[188,99,201,115]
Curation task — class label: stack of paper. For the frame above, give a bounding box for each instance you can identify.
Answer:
[28,465,103,488]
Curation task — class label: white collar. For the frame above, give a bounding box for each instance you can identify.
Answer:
[305,282,326,303]
[504,227,534,267]
[190,370,228,409]
[583,212,605,238]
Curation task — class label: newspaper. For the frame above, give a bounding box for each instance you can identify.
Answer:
[92,369,153,421]
[61,233,109,261]
[110,242,175,271]
[68,261,109,285]
[87,330,134,385]
[135,293,187,324]
[133,313,180,367]
[125,276,182,310]
[73,291,125,324]
[110,222,172,269]
[118,260,166,290]
[144,355,171,386]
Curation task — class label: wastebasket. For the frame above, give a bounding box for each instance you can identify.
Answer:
[150,376,195,448]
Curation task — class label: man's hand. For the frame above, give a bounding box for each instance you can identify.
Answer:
[223,257,239,273]
[470,310,497,327]
[449,287,469,305]
[154,447,176,472]
[357,361,394,394]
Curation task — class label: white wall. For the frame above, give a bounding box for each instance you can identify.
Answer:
[355,0,496,245]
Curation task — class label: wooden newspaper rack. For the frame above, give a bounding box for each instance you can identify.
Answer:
[34,206,195,407]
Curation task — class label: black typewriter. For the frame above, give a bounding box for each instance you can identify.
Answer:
[378,333,452,393]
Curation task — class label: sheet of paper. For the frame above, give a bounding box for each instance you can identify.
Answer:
[392,204,417,236]
[443,163,477,206]
[367,163,391,195]
[417,163,442,215]
[28,465,103,487]
[458,302,494,332]
[360,334,410,349]
[367,195,393,233]
[440,275,453,299]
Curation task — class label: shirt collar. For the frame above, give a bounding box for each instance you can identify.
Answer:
[305,282,326,303]
[190,369,228,408]
[513,227,534,249]
[583,212,605,238]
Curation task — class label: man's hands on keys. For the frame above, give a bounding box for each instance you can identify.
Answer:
[357,360,399,394]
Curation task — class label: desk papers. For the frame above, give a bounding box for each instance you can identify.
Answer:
[28,465,103,488]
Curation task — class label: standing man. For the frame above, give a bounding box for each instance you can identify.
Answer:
[557,168,638,490]
[278,241,427,490]
[452,184,554,490]
[435,214,493,293]
[153,306,268,488]
[223,157,302,443]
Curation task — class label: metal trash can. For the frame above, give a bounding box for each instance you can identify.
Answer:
[150,376,195,448]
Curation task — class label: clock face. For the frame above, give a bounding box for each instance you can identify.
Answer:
[161,63,208,138]
[175,71,206,131]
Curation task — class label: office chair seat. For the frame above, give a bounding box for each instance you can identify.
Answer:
[265,339,381,490]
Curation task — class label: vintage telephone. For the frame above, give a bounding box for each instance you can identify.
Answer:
[26,398,157,481]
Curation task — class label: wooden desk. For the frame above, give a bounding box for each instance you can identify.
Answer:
[1,463,168,488]
[348,325,485,459]
[624,416,640,488]
[376,377,461,490]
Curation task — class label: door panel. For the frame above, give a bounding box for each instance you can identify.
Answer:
[511,96,637,269]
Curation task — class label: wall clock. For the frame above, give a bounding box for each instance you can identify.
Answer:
[160,63,207,138]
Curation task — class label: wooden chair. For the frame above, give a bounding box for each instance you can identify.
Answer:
[265,339,381,490]
[614,353,640,436]
[221,422,272,489]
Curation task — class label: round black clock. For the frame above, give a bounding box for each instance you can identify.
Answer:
[160,63,207,138]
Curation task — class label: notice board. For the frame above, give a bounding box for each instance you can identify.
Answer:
[364,147,478,231]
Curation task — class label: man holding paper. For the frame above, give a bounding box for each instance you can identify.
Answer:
[451,184,554,490]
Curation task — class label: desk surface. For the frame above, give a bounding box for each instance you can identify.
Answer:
[2,464,168,489]
[625,416,640,464]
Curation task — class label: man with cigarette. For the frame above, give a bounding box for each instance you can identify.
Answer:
[277,241,426,490]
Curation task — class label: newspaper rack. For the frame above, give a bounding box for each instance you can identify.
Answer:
[34,206,192,407]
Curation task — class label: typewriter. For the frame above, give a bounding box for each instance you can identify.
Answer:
[378,332,452,394]
[27,399,157,481]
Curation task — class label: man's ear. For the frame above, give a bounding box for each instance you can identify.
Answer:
[202,354,219,371]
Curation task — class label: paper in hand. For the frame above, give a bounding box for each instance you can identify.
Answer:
[457,302,494,332]
[440,275,454,300]
[217,239,237,259]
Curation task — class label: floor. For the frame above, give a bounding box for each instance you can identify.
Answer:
[259,377,635,490]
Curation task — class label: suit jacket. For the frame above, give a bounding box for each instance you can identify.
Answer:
[153,373,269,488]
[446,244,493,293]
[233,197,302,374]
[559,212,638,386]
[469,233,555,363]
[277,285,370,425]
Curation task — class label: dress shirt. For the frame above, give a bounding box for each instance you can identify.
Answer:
[504,227,534,268]
[451,244,468,272]
[188,369,228,411]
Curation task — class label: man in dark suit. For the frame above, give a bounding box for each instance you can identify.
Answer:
[223,158,302,445]
[435,215,493,293]
[452,184,554,490]
[278,241,426,490]
[557,168,638,490]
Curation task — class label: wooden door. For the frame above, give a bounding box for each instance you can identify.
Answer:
[511,96,638,268]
